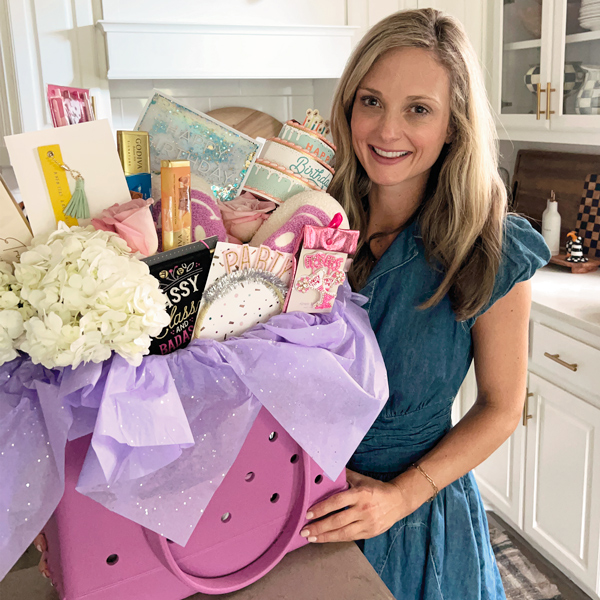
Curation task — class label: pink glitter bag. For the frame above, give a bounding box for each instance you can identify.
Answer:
[44,407,347,599]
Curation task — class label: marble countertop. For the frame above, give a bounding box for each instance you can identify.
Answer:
[531,264,600,338]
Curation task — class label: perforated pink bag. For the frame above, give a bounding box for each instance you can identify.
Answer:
[44,407,347,599]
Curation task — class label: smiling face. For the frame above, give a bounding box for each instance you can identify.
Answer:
[351,47,453,199]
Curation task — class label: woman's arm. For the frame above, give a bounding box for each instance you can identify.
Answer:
[300,280,532,543]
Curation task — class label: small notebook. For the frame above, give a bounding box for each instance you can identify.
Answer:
[142,237,218,355]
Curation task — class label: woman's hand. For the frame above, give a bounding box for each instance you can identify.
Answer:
[33,532,51,580]
[299,468,412,543]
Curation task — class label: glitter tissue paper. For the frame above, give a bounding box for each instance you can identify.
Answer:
[0,282,388,580]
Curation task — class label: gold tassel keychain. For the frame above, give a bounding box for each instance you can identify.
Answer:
[46,151,90,219]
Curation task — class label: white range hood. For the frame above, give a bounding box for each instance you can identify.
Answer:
[96,22,358,80]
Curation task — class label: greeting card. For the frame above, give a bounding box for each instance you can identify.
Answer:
[193,243,293,341]
[5,120,131,236]
[0,175,33,263]
[135,92,259,202]
[285,221,359,314]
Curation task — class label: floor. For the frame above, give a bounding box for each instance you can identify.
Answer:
[487,512,593,600]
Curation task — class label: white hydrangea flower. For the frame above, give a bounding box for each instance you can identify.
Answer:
[0,260,31,363]
[0,309,24,364]
[11,223,170,369]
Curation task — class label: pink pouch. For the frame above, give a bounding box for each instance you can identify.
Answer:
[44,407,347,599]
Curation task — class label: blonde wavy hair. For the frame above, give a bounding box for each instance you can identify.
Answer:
[328,8,507,321]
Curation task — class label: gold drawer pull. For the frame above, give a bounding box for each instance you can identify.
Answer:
[523,392,533,427]
[544,352,578,372]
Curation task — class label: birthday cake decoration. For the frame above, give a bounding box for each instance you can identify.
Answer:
[243,109,336,205]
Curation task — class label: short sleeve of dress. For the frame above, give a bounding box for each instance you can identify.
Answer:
[476,215,551,318]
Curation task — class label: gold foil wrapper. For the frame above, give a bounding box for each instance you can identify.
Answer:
[117,131,151,176]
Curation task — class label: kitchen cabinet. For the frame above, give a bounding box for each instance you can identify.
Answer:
[524,373,600,594]
[491,0,600,145]
[472,400,528,530]
[459,266,600,598]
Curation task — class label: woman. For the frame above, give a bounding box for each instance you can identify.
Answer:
[297,9,550,600]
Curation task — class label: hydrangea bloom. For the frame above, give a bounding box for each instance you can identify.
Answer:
[10,223,170,368]
[0,261,33,364]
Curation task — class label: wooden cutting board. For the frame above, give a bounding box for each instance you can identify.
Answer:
[206,107,283,140]
[512,149,600,247]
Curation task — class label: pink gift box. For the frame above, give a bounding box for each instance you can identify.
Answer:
[44,407,347,599]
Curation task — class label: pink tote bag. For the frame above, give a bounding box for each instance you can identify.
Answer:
[44,407,347,599]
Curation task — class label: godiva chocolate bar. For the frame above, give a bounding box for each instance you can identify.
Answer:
[161,159,192,251]
[117,130,152,199]
[142,237,217,355]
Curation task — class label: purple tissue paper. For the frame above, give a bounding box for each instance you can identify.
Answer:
[0,282,388,580]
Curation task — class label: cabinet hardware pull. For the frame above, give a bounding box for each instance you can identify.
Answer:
[543,352,577,371]
[545,82,556,120]
[536,85,544,120]
[523,392,533,426]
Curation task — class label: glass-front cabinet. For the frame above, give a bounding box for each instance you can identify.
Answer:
[492,0,600,143]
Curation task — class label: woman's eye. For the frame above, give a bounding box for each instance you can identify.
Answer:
[361,96,381,108]
[411,105,430,115]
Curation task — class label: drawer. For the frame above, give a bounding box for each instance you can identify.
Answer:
[530,322,600,398]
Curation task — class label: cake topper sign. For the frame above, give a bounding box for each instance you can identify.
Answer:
[302,109,330,136]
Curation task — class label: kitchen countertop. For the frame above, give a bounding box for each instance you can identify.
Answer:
[531,264,600,338]
[0,542,394,600]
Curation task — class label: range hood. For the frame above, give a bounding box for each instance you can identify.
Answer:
[97,22,358,80]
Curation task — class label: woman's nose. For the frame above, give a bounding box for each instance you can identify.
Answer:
[378,112,405,143]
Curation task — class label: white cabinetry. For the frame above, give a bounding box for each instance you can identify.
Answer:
[475,407,528,529]
[491,0,600,145]
[467,292,600,598]
[457,367,527,530]
[352,0,488,64]
[525,373,600,593]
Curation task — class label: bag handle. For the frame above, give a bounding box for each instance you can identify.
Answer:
[148,451,312,595]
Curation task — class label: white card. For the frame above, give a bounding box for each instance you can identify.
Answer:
[5,119,131,236]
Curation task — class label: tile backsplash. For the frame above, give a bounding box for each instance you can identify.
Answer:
[109,79,321,131]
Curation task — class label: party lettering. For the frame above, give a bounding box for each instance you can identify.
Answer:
[304,252,344,275]
[289,157,330,187]
[163,274,201,307]
[304,143,330,163]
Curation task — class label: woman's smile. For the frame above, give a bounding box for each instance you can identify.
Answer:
[369,145,413,163]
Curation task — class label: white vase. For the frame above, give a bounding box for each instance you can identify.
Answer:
[542,197,561,256]
[575,65,600,115]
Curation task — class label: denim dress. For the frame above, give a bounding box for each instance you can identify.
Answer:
[348,215,550,600]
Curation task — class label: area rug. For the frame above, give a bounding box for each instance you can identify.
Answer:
[490,524,563,600]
